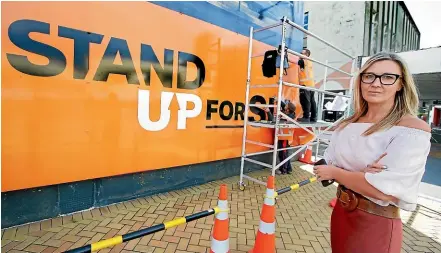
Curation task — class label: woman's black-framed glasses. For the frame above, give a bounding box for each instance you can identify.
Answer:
[360,73,401,85]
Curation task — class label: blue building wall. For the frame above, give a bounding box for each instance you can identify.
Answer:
[154,1,305,52]
[2,1,305,228]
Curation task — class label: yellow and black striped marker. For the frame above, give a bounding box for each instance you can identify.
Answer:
[276,177,317,195]
[64,207,220,253]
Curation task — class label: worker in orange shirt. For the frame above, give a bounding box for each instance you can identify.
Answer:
[298,48,317,123]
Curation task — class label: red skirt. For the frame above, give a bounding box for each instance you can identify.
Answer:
[331,200,403,253]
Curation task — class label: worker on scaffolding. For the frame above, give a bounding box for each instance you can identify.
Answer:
[298,48,317,123]
[264,99,296,174]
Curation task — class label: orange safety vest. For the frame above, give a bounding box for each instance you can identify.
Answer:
[299,59,314,87]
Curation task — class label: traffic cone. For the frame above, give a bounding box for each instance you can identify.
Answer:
[299,145,314,164]
[210,184,229,253]
[249,176,276,253]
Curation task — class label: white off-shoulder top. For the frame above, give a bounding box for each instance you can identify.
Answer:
[323,123,432,211]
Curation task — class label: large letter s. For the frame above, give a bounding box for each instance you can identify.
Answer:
[6,19,67,77]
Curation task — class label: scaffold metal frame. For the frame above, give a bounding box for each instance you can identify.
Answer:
[239,16,358,189]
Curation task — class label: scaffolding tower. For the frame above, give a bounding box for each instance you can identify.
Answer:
[239,16,358,190]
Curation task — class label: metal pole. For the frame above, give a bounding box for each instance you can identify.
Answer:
[287,49,352,76]
[283,82,351,98]
[253,22,283,33]
[346,58,357,118]
[271,16,287,176]
[318,58,328,124]
[285,19,354,59]
[250,84,278,88]
[325,77,351,80]
[245,141,319,157]
[244,157,273,169]
[316,48,329,160]
[239,26,254,186]
[249,104,277,108]
[282,108,349,170]
[280,112,315,136]
[275,144,308,170]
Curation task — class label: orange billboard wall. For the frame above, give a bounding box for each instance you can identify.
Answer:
[2,2,303,192]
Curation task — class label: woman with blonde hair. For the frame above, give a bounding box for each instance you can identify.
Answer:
[313,52,431,253]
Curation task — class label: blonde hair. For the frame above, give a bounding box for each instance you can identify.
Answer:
[337,52,419,136]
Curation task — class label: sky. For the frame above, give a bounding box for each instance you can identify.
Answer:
[405,1,441,49]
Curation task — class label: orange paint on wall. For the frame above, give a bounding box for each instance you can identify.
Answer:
[1,1,306,192]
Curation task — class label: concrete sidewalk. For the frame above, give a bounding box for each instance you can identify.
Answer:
[2,162,441,253]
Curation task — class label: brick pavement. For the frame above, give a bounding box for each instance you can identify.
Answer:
[2,162,441,253]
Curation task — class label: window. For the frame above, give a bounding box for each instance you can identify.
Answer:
[370,1,379,54]
[388,1,394,51]
[363,2,372,55]
[404,15,409,51]
[375,2,384,53]
[364,1,419,54]
[382,1,390,52]
[390,2,397,52]
[395,4,404,52]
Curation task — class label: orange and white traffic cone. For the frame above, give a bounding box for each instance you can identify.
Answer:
[249,176,276,253]
[299,145,314,164]
[210,184,229,253]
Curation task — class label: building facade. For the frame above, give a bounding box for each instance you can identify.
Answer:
[303,1,421,121]
[363,1,420,56]
[304,1,420,90]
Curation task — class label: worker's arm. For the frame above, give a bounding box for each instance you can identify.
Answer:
[298,58,305,70]
[264,108,274,121]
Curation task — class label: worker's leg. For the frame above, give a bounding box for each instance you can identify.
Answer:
[286,141,293,174]
[299,89,311,122]
[310,91,317,122]
[278,140,287,174]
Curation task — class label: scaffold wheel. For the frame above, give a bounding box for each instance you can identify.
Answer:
[239,182,246,191]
